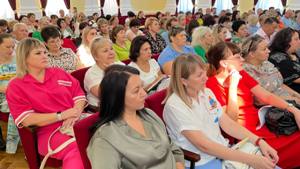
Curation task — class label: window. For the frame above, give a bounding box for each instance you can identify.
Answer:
[102,0,118,16]
[45,0,69,16]
[213,0,233,14]
[178,0,193,13]
[0,0,14,19]
[255,0,283,13]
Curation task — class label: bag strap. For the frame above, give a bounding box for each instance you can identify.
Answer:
[39,127,76,169]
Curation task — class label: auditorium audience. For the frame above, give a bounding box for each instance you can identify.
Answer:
[84,37,123,109]
[126,19,144,42]
[144,17,166,54]
[128,36,164,91]
[192,26,214,63]
[41,26,80,73]
[164,54,278,169]
[6,38,86,169]
[111,25,131,61]
[0,34,19,154]
[77,26,98,67]
[242,35,300,105]
[158,26,195,75]
[97,18,110,39]
[87,64,185,169]
[206,42,300,169]
[269,27,300,93]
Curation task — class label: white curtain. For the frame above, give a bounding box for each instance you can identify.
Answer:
[255,0,284,13]
[0,0,14,19]
[103,0,118,16]
[45,0,69,16]
[213,0,233,15]
[178,0,193,13]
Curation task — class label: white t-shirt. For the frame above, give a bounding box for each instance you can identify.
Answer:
[84,62,124,106]
[163,88,229,166]
[128,59,160,87]
[125,29,144,41]
[77,45,95,67]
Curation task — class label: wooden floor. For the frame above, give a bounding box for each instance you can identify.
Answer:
[0,121,57,169]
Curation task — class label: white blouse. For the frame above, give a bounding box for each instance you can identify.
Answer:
[163,88,229,166]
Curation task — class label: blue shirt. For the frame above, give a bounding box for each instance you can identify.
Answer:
[247,25,259,35]
[293,22,300,30]
[158,44,196,67]
[161,31,170,45]
[281,16,294,28]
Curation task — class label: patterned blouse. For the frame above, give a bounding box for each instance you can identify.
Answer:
[243,61,289,99]
[48,48,78,73]
[144,31,166,54]
[268,51,300,93]
[0,62,16,112]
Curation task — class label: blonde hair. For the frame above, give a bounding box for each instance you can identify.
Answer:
[90,37,112,60]
[166,54,207,107]
[16,38,45,78]
[145,17,158,29]
[191,26,212,47]
[247,14,258,26]
[81,26,97,47]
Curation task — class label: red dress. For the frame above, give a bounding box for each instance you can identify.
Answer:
[206,70,300,169]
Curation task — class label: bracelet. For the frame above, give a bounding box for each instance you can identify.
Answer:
[56,111,62,121]
[255,137,263,146]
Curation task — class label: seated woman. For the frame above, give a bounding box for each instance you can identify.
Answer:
[84,37,123,109]
[192,26,214,63]
[231,20,248,47]
[126,19,144,42]
[111,25,131,61]
[87,64,185,169]
[0,34,19,154]
[128,36,165,91]
[164,54,278,169]
[269,28,300,93]
[206,42,300,169]
[77,26,98,67]
[41,26,81,73]
[242,35,300,105]
[6,38,86,169]
[144,17,167,54]
[158,27,195,75]
[57,18,74,39]
[212,24,228,44]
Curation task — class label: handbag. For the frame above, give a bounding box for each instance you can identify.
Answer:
[265,100,299,136]
[222,138,262,169]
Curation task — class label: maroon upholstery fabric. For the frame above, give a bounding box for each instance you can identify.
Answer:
[40,0,48,16]
[211,0,216,6]
[100,0,105,16]
[63,0,70,9]
[232,0,238,5]
[152,53,160,61]
[175,0,179,15]
[0,113,8,122]
[191,0,196,14]
[73,113,99,169]
[8,0,18,20]
[144,89,167,120]
[282,0,287,6]
[71,67,90,94]
[116,0,121,16]
[17,127,62,169]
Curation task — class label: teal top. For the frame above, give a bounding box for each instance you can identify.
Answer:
[194,45,208,63]
[0,61,16,112]
[32,31,44,42]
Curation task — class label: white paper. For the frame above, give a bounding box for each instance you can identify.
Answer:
[256,105,272,130]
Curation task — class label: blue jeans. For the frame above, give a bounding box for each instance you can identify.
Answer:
[186,159,222,169]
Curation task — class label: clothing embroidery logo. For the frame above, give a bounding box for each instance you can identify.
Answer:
[57,80,72,87]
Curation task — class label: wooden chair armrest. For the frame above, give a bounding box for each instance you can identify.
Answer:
[182,148,201,162]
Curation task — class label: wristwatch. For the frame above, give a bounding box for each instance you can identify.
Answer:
[286,103,294,111]
[56,111,62,121]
